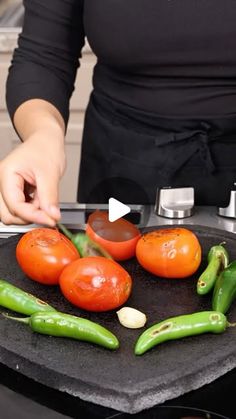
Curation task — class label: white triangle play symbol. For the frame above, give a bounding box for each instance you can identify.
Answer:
[108,198,131,222]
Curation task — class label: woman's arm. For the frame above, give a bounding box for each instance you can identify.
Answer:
[1,0,85,226]
[7,0,85,126]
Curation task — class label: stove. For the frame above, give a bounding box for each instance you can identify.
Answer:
[1,203,236,237]
[0,204,235,419]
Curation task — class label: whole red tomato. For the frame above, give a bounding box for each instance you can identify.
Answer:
[16,228,80,285]
[86,211,141,261]
[136,227,202,278]
[59,256,132,311]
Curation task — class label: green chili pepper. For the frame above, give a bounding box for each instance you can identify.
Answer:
[0,279,56,315]
[197,243,229,295]
[4,311,119,350]
[57,223,112,259]
[135,311,230,355]
[212,260,236,314]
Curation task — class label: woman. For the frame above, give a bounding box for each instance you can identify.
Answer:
[1,1,236,226]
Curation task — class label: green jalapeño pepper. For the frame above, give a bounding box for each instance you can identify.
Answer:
[197,243,229,295]
[57,223,112,259]
[135,311,228,356]
[212,260,236,314]
[0,279,56,315]
[5,311,119,350]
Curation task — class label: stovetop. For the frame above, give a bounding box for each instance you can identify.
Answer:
[1,204,236,238]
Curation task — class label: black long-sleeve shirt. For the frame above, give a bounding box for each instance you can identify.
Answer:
[6,0,236,126]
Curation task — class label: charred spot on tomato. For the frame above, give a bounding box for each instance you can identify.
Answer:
[168,249,177,259]
[150,322,173,336]
[36,237,59,247]
[124,282,132,295]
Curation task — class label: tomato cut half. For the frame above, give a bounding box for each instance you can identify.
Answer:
[16,228,80,285]
[86,210,141,261]
[59,256,132,311]
[136,227,202,278]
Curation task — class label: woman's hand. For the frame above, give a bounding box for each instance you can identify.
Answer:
[0,130,66,226]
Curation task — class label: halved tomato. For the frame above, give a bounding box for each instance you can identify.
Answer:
[86,210,141,261]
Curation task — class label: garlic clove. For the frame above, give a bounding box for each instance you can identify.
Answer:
[116,306,147,329]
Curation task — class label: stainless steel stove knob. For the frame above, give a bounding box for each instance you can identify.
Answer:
[218,186,236,218]
[154,187,194,219]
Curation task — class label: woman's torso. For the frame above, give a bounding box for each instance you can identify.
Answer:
[83,0,236,118]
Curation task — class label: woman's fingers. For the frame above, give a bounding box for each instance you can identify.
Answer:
[0,127,66,227]
[0,193,29,225]
[0,172,57,226]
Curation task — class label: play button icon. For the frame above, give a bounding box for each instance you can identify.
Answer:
[108,198,131,222]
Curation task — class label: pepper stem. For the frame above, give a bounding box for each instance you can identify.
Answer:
[2,313,30,324]
[57,223,113,259]
[86,236,113,259]
[57,223,73,239]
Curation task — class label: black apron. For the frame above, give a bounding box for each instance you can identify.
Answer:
[78,91,236,206]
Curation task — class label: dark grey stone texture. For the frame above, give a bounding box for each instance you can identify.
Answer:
[0,225,235,414]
